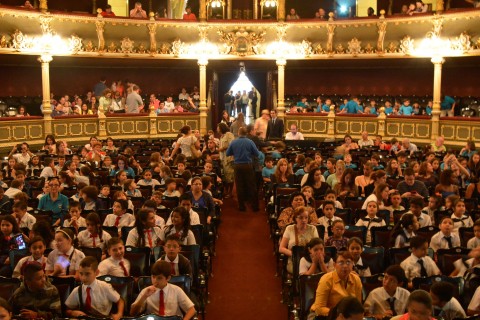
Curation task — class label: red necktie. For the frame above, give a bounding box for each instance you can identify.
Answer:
[114,215,121,227]
[90,234,97,247]
[4,236,11,242]
[170,262,176,276]
[158,289,165,316]
[119,260,128,276]
[85,287,92,311]
[145,229,153,247]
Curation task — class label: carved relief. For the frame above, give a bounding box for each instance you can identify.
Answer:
[39,14,53,34]
[365,43,374,54]
[137,43,146,54]
[148,23,157,55]
[386,42,398,53]
[326,24,336,55]
[336,43,345,54]
[121,37,134,55]
[69,35,83,54]
[376,20,387,54]
[171,39,186,57]
[159,43,170,54]
[11,30,26,50]
[300,40,313,57]
[400,36,414,55]
[95,20,105,52]
[107,42,117,53]
[347,38,362,56]
[430,15,443,37]
[451,32,471,52]
[217,28,265,56]
[0,35,7,48]
[85,40,95,52]
[276,24,288,40]
[314,43,324,54]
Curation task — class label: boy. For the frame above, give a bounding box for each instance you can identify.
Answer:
[364,265,410,318]
[399,99,413,116]
[430,282,466,320]
[295,157,312,177]
[467,219,480,249]
[323,190,343,209]
[262,156,275,183]
[323,158,336,179]
[164,178,181,198]
[15,170,32,198]
[130,260,196,318]
[13,236,47,279]
[63,200,87,230]
[98,237,130,277]
[10,262,61,319]
[396,152,408,169]
[174,162,192,182]
[400,236,440,285]
[12,201,36,230]
[66,256,124,319]
[405,197,432,228]
[40,158,57,180]
[344,153,357,170]
[385,192,405,225]
[158,234,192,276]
[99,185,111,199]
[55,156,65,173]
[422,195,443,226]
[167,194,201,226]
[370,154,384,171]
[429,216,460,251]
[151,191,167,210]
[317,200,343,239]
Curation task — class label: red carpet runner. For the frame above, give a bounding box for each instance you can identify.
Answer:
[206,197,288,319]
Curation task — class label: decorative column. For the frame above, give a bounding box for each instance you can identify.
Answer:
[327,105,336,136]
[39,0,47,12]
[252,0,258,19]
[272,80,277,110]
[278,0,285,22]
[198,60,208,135]
[276,59,286,120]
[95,19,105,53]
[199,0,207,22]
[431,56,444,141]
[39,54,53,135]
[92,0,97,14]
[377,107,386,137]
[436,0,445,12]
[148,23,157,55]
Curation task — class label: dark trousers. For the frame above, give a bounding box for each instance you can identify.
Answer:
[234,163,258,210]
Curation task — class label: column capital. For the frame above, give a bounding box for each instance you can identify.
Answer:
[276,59,286,66]
[198,59,209,67]
[431,56,445,64]
[38,54,52,63]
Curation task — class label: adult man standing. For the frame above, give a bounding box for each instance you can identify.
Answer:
[226,127,261,212]
[224,90,233,117]
[285,123,304,140]
[93,77,107,100]
[129,2,147,18]
[358,131,374,148]
[266,109,284,140]
[254,109,270,140]
[125,85,144,113]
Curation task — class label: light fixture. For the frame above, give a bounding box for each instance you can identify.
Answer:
[261,0,277,8]
[340,5,347,13]
[185,38,219,64]
[15,31,73,56]
[210,0,222,8]
[413,33,463,59]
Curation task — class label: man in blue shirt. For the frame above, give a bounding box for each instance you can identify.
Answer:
[440,96,456,117]
[226,127,261,212]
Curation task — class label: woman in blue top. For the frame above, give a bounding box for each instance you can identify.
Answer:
[38,177,69,227]
[186,177,214,225]
[109,155,135,178]
[460,140,476,159]
[435,169,459,198]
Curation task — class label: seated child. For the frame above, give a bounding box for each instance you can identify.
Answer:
[174,162,192,182]
[325,220,348,251]
[430,216,461,251]
[12,236,47,279]
[66,257,124,319]
[400,236,440,286]
[355,200,386,245]
[70,182,86,202]
[98,185,111,199]
[78,212,112,253]
[136,169,161,190]
[202,160,222,184]
[150,191,167,210]
[126,209,163,248]
[166,194,201,226]
[467,219,480,249]
[142,200,166,228]
[103,199,135,230]
[63,201,87,232]
[46,228,85,281]
[80,185,102,211]
[371,154,385,171]
[364,265,410,318]
[158,234,193,276]
[163,178,181,198]
[10,261,61,319]
[430,282,466,320]
[392,213,419,248]
[98,237,131,277]
[405,197,432,228]
[451,198,473,235]
[299,237,334,275]
[422,195,443,226]
[348,237,371,277]
[444,194,460,216]
[385,191,405,225]
[12,201,36,231]
[201,176,223,206]
[302,186,315,208]
[124,179,142,198]
[317,200,342,240]
[344,153,357,170]
[130,260,196,318]
[318,190,343,209]
[112,191,135,213]
[262,156,275,183]
[160,207,196,245]
[451,247,480,278]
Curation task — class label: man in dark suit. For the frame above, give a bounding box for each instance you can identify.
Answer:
[266,109,284,140]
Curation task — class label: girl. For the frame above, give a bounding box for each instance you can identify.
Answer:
[386,159,403,179]
[80,185,101,211]
[160,147,171,165]
[201,176,223,206]
[17,105,30,117]
[159,165,172,185]
[348,237,371,277]
[27,155,43,174]
[392,213,419,248]
[429,216,461,252]
[431,158,441,177]
[356,200,386,245]
[325,220,348,251]
[0,297,12,320]
[102,137,118,157]
[30,220,55,249]
[0,215,22,276]
[422,195,443,225]
[3,156,17,178]
[62,160,78,181]
[293,154,306,173]
[126,209,162,248]
[46,228,85,280]
[451,199,474,234]
[444,194,460,215]
[333,168,358,199]
[435,169,459,198]
[103,199,135,230]
[160,206,196,245]
[137,169,161,189]
[58,171,75,192]
[417,161,438,192]
[109,155,135,178]
[304,168,330,198]
[149,152,163,168]
[301,185,315,208]
[12,236,47,278]
[410,161,420,176]
[113,170,128,189]
[43,135,56,154]
[299,237,334,275]
[77,212,111,254]
[124,179,142,197]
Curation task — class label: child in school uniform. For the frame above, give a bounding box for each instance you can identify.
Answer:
[98,237,131,277]
[63,201,87,232]
[158,234,192,276]
[126,209,163,248]
[299,237,334,276]
[77,212,112,254]
[467,219,480,249]
[422,195,443,226]
[348,237,371,277]
[318,190,343,209]
[12,236,47,279]
[392,213,420,248]
[66,257,124,319]
[160,207,196,246]
[405,197,432,228]
[98,185,111,199]
[46,228,85,281]
[317,200,342,240]
[12,201,36,231]
[325,220,348,251]
[0,215,24,277]
[451,247,480,278]
[142,200,166,228]
[451,199,474,235]
[137,169,161,190]
[80,185,103,211]
[400,236,440,286]
[355,200,386,245]
[430,216,461,252]
[103,199,135,230]
[166,194,201,226]
[430,282,466,320]
[364,265,410,318]
[163,178,181,198]
[130,260,196,318]
[262,156,275,183]
[124,179,142,198]
[385,191,405,226]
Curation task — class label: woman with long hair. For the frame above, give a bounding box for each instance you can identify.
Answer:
[333,168,358,198]
[169,125,200,161]
[304,168,331,199]
[271,158,295,185]
[435,169,459,198]
[229,112,246,138]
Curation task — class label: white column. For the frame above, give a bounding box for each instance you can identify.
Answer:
[276,59,286,119]
[431,56,444,141]
[199,60,208,135]
[38,54,53,137]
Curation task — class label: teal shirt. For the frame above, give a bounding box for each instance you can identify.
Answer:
[399,105,413,115]
[441,96,455,110]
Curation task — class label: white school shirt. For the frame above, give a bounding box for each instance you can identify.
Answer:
[451,213,474,235]
[46,247,85,276]
[453,257,479,277]
[400,253,440,281]
[98,256,131,277]
[439,297,466,320]
[394,229,416,248]
[160,227,196,245]
[364,286,410,316]
[77,230,111,251]
[63,216,87,228]
[318,201,343,209]
[163,190,181,198]
[159,255,180,276]
[354,257,371,277]
[103,213,135,229]
[429,231,461,252]
[316,216,342,240]
[137,179,161,188]
[467,237,480,249]
[469,286,480,313]
[65,279,120,316]
[17,212,36,230]
[134,283,195,316]
[355,215,386,244]
[166,209,201,226]
[40,167,56,179]
[298,257,334,275]
[13,255,47,278]
[126,227,163,248]
[402,212,432,228]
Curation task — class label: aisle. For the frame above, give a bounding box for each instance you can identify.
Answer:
[206,198,288,319]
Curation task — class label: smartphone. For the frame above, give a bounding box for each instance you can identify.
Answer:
[13,234,26,250]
